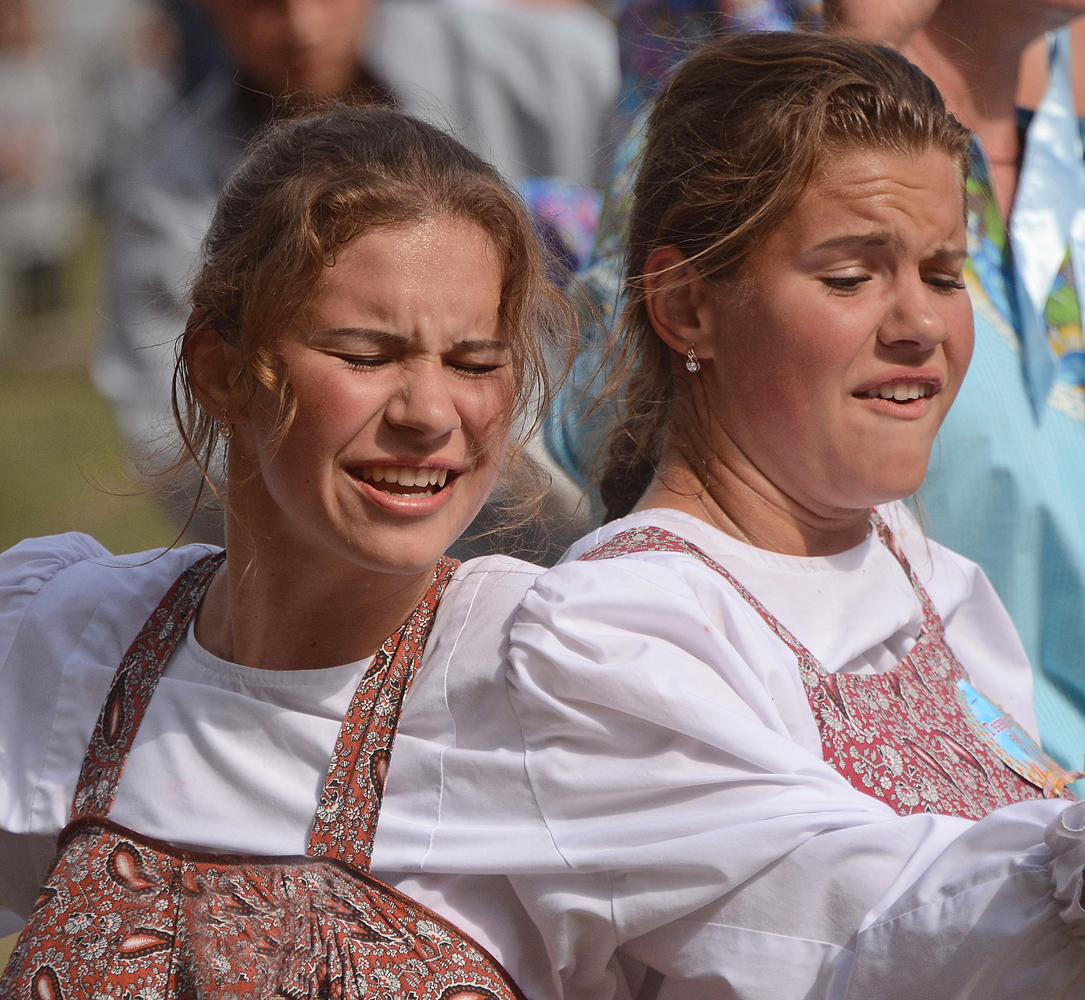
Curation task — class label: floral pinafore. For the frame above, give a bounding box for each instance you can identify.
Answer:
[0,553,525,1000]
[580,513,1078,820]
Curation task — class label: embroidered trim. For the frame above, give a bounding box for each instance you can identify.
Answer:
[579,517,1066,819]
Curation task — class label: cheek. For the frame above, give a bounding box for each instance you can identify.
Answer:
[722,310,856,419]
[459,375,517,454]
[947,306,976,380]
[280,369,385,457]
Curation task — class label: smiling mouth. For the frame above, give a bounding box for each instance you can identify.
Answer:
[860,381,934,403]
[354,465,452,498]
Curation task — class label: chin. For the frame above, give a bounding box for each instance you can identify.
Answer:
[350,520,468,577]
[835,468,928,512]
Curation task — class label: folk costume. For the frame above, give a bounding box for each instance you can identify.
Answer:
[504,504,1085,999]
[546,4,1085,776]
[0,534,550,998]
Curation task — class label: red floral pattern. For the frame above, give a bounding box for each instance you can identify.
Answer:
[579,516,1071,820]
[1,555,525,1000]
[70,553,225,821]
[309,567,452,866]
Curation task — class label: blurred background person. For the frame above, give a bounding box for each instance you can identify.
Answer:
[0,0,82,338]
[94,0,619,552]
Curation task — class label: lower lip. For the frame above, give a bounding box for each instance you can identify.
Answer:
[855,394,936,420]
[349,474,456,516]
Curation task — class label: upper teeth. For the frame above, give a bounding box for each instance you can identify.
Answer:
[866,382,931,401]
[362,466,448,488]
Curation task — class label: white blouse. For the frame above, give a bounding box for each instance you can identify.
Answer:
[7,511,1085,1000]
[0,533,557,997]
[504,504,1085,999]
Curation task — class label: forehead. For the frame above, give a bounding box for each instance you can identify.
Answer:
[782,147,966,246]
[303,216,505,338]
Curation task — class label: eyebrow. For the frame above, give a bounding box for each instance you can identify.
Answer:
[317,327,508,352]
[805,232,967,262]
[807,232,894,255]
[928,247,969,264]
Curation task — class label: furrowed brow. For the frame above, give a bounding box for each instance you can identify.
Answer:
[318,327,409,348]
[929,247,968,265]
[453,339,509,353]
[807,232,893,255]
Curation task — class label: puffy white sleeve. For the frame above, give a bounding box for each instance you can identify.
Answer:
[0,534,113,917]
[505,554,1085,1000]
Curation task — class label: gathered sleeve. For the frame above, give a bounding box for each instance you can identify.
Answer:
[0,534,114,919]
[0,533,113,802]
[505,553,1085,1000]
[0,534,212,919]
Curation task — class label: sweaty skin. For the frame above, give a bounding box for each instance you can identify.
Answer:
[191,216,513,672]
[640,147,974,556]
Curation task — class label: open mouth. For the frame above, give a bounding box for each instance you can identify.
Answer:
[859,381,934,404]
[353,465,453,498]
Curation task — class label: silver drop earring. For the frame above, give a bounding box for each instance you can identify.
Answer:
[685,345,700,373]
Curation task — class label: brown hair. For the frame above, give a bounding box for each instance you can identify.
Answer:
[172,102,569,524]
[598,31,973,521]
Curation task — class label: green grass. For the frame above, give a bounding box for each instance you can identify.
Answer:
[0,367,174,554]
[0,215,175,556]
[0,932,13,973]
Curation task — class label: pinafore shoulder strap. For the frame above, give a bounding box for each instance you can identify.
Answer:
[578,512,938,672]
[70,552,225,822]
[69,550,459,874]
[308,557,458,869]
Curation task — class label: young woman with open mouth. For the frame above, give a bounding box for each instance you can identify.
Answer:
[501,33,1085,998]
[0,106,567,998]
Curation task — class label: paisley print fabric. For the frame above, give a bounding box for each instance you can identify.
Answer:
[309,564,455,868]
[578,518,1071,820]
[1,555,525,1000]
[70,553,225,821]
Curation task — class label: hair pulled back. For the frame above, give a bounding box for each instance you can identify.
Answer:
[599,31,973,521]
[172,103,567,516]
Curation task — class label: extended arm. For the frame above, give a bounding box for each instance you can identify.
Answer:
[505,555,1085,999]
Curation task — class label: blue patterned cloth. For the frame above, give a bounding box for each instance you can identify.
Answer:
[921,126,1085,773]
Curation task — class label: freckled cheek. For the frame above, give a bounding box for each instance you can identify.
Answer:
[457,379,516,450]
[296,375,389,442]
[947,309,976,387]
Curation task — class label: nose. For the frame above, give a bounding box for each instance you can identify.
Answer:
[383,362,462,441]
[878,275,949,353]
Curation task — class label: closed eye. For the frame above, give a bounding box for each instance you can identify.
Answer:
[337,354,387,369]
[449,361,505,375]
[926,276,966,291]
[822,275,871,292]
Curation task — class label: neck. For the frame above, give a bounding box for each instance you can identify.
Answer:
[903,1,1070,220]
[636,433,871,558]
[194,500,437,675]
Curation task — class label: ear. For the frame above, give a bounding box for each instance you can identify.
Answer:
[643,246,720,363]
[185,310,248,423]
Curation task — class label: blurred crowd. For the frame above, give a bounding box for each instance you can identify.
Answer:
[0,0,170,329]
[0,0,618,336]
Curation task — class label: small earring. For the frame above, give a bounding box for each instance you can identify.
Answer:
[219,420,233,440]
[685,345,700,373]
